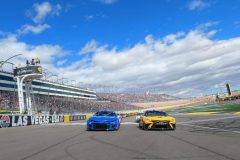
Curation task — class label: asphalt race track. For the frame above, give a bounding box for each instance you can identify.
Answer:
[1,114,240,160]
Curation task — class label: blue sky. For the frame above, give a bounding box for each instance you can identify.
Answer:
[1,0,240,51]
[1,0,240,96]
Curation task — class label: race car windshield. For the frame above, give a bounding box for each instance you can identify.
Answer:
[95,111,116,117]
[145,111,167,116]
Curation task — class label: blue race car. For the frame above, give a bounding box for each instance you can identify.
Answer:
[87,110,120,131]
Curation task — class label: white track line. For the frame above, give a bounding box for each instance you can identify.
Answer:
[173,113,234,116]
[121,122,138,125]
[179,123,240,134]
[178,115,240,124]
[43,122,139,126]
[43,122,86,126]
[43,115,240,128]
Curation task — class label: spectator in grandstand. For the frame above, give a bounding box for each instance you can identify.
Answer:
[97,92,178,103]
[1,90,140,113]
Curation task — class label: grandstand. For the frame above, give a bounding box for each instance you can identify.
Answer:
[0,71,97,100]
[0,70,139,113]
[2,66,239,114]
[97,92,179,103]
[0,68,192,113]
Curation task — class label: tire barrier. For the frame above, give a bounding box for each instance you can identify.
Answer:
[0,114,64,128]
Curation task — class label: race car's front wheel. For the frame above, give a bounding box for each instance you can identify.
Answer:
[138,122,142,128]
[139,121,143,129]
[143,124,148,130]
[172,125,176,130]
[170,124,176,130]
[115,124,120,131]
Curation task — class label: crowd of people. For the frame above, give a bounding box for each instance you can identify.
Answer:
[97,93,178,103]
[0,90,140,113]
[0,91,18,110]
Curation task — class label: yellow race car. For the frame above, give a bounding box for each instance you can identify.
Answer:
[139,110,176,130]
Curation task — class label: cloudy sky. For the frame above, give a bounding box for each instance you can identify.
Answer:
[1,0,240,97]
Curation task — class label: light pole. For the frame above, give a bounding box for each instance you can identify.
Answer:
[0,61,14,71]
[0,54,23,70]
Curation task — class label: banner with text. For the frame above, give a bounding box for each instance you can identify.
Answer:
[0,115,64,128]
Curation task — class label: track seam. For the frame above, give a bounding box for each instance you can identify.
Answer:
[179,123,240,134]
[20,130,85,160]
[165,132,237,160]
[64,139,90,160]
[178,115,240,124]
[89,134,167,160]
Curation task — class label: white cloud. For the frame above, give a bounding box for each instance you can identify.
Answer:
[197,21,219,30]
[80,40,107,54]
[18,24,51,35]
[32,2,61,23]
[98,0,118,5]
[71,27,240,96]
[1,25,240,97]
[163,32,185,44]
[0,35,66,73]
[187,0,209,10]
[56,59,67,66]
[84,13,106,21]
[17,2,62,36]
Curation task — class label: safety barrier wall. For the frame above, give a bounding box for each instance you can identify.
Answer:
[64,115,70,123]
[70,115,86,121]
[86,114,93,120]
[1,111,142,128]
[66,114,94,122]
[0,114,92,127]
[0,114,64,128]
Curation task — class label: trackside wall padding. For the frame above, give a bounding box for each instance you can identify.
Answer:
[64,115,70,123]
[86,114,93,120]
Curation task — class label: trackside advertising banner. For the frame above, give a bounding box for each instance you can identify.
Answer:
[0,115,64,128]
[70,115,86,121]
